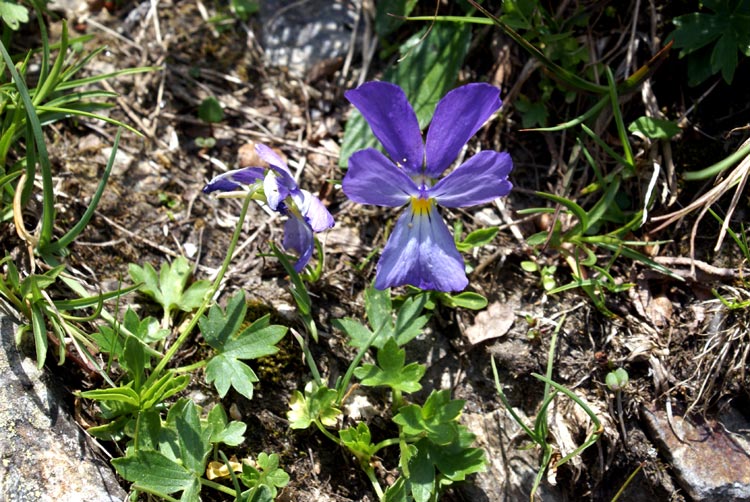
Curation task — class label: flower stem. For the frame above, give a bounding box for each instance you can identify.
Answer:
[290,329,322,387]
[145,192,254,388]
[363,465,384,500]
[392,389,403,412]
[372,437,400,455]
[172,359,208,373]
[199,477,237,497]
[314,418,342,446]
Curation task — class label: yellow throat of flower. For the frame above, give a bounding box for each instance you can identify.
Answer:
[410,197,433,216]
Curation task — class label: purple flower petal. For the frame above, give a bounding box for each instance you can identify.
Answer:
[203,167,265,193]
[343,148,418,207]
[283,215,315,272]
[256,143,298,194]
[346,82,424,174]
[424,83,502,177]
[268,164,297,191]
[256,144,290,174]
[375,201,468,292]
[430,151,513,208]
[264,171,291,211]
[292,190,335,232]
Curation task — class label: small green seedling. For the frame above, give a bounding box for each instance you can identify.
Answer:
[521,260,558,291]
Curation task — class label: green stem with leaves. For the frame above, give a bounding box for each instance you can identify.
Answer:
[145,192,254,388]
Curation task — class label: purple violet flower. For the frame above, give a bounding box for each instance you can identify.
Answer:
[342,81,513,292]
[204,144,334,272]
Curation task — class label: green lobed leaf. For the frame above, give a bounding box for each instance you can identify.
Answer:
[134,408,162,452]
[200,298,285,400]
[180,478,201,502]
[129,256,209,320]
[207,404,247,446]
[178,280,211,312]
[365,285,392,336]
[240,452,289,498]
[712,28,739,83]
[339,422,377,464]
[393,390,464,445]
[334,317,375,350]
[256,452,290,488]
[672,12,725,57]
[394,292,430,346]
[408,443,436,502]
[340,288,429,350]
[223,316,286,360]
[287,382,341,429]
[427,428,486,481]
[205,354,258,399]
[354,337,424,393]
[670,3,750,85]
[172,399,211,475]
[0,0,29,30]
[199,290,247,350]
[112,450,195,495]
[515,94,549,128]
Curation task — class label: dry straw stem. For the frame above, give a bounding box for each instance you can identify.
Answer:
[650,137,750,266]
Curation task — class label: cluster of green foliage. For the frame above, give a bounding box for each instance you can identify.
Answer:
[283,272,486,502]
[0,12,290,495]
[0,0,152,370]
[77,194,293,501]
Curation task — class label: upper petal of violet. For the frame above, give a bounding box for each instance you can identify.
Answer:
[424,83,502,177]
[430,151,513,208]
[375,201,468,292]
[203,167,265,193]
[345,81,424,174]
[343,148,418,207]
[255,144,291,175]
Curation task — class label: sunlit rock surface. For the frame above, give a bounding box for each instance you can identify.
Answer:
[0,311,126,502]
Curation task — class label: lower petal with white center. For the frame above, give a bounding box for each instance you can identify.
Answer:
[375,200,468,292]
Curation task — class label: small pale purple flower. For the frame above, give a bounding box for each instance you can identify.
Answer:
[204,144,334,272]
[342,81,513,292]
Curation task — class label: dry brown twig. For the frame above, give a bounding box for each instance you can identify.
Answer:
[650,137,750,271]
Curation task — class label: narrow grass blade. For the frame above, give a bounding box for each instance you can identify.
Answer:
[43,128,122,254]
[0,39,56,249]
[605,67,634,171]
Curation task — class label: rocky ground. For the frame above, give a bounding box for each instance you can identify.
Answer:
[2,0,750,501]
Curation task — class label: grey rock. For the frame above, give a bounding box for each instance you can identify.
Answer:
[642,405,750,501]
[0,310,127,502]
[260,0,358,76]
[460,409,564,502]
